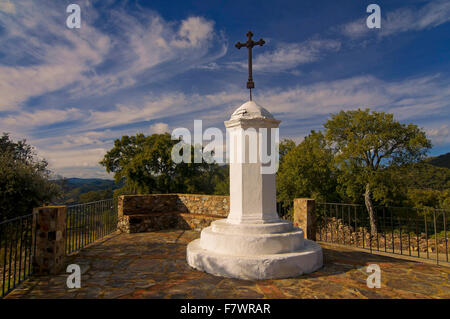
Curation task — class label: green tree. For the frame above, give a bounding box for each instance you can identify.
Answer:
[279,138,296,164]
[324,109,431,234]
[100,133,224,195]
[0,133,60,221]
[277,131,340,209]
[407,188,450,210]
[79,189,114,203]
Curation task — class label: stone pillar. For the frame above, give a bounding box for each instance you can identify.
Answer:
[32,206,66,275]
[187,101,323,280]
[224,101,281,224]
[293,199,316,241]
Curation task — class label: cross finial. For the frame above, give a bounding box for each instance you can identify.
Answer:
[235,31,265,101]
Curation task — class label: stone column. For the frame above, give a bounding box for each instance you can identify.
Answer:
[293,199,316,240]
[187,101,323,280]
[224,101,281,224]
[32,206,66,275]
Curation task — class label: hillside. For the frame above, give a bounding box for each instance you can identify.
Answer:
[52,178,123,205]
[426,152,450,169]
[399,163,450,190]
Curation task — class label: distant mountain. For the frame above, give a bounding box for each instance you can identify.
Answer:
[426,152,450,169]
[61,178,115,189]
[52,178,123,205]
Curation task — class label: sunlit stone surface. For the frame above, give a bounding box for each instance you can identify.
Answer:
[186,101,323,280]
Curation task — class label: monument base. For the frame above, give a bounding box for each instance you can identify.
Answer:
[186,219,323,280]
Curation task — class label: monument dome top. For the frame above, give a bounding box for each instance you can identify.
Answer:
[230,100,274,120]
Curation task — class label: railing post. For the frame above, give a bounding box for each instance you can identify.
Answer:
[293,198,316,241]
[32,206,67,275]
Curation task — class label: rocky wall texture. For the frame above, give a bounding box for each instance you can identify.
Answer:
[118,194,229,233]
[32,206,66,275]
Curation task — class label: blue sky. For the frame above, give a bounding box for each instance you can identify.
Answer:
[0,0,449,178]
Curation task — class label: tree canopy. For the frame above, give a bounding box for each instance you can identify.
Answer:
[277,131,340,211]
[100,133,228,196]
[324,109,432,233]
[0,133,60,221]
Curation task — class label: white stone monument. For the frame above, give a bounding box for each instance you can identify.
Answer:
[186,100,323,280]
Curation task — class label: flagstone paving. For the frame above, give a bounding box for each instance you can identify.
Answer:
[5,230,450,299]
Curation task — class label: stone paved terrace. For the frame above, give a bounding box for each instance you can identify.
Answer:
[5,230,450,299]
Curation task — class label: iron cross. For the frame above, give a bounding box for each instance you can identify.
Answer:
[235,31,265,101]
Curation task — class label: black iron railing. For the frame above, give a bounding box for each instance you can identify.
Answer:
[277,202,290,219]
[66,199,118,254]
[0,214,35,298]
[316,203,449,264]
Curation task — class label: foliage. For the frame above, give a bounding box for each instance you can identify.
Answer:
[100,133,226,195]
[323,108,431,233]
[324,109,431,170]
[276,131,340,206]
[0,133,60,221]
[79,188,114,204]
[279,138,296,163]
[406,188,450,210]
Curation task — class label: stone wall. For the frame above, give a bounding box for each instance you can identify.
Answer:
[118,194,229,233]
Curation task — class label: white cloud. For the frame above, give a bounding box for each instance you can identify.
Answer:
[427,124,450,146]
[34,145,110,179]
[149,122,169,134]
[228,39,341,73]
[171,17,214,48]
[382,0,450,36]
[0,1,225,110]
[341,0,450,39]
[0,0,15,14]
[0,108,83,128]
[259,74,450,123]
[13,73,450,178]
[255,40,341,72]
[341,18,370,39]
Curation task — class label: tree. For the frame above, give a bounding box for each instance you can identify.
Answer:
[79,189,114,203]
[279,138,296,164]
[277,131,340,210]
[0,133,60,221]
[324,109,431,234]
[407,188,450,210]
[100,133,225,195]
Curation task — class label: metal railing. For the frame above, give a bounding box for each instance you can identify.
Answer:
[277,202,290,219]
[0,214,35,298]
[316,203,449,264]
[66,199,118,254]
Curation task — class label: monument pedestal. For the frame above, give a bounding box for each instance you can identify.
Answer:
[186,101,323,280]
[187,220,322,280]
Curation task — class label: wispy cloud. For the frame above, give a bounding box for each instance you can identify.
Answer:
[31,73,449,178]
[226,39,340,73]
[149,122,170,134]
[260,74,450,123]
[1,0,449,178]
[0,0,226,110]
[0,0,15,14]
[340,0,450,39]
[427,124,450,146]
